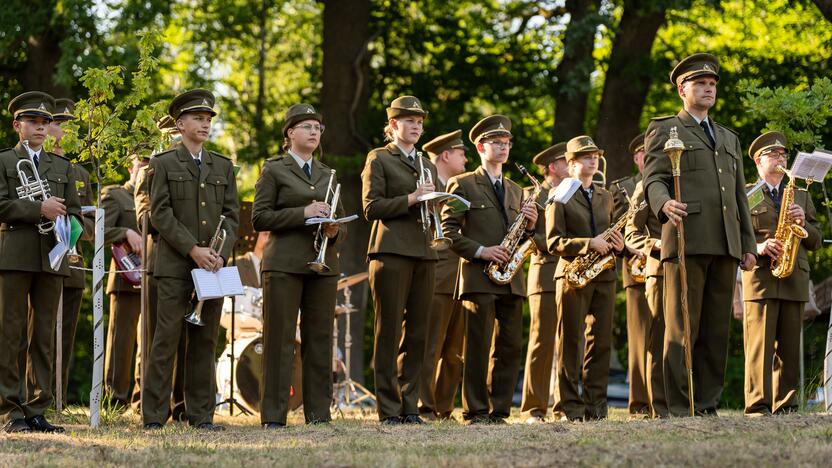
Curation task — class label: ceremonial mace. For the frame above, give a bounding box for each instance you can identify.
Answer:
[664,126,695,417]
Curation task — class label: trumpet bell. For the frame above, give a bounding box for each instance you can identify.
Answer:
[307,260,331,273]
[430,236,452,251]
[185,309,205,326]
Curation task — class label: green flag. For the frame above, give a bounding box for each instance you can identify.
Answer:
[70,216,83,248]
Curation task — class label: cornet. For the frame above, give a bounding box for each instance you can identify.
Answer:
[18,140,57,235]
[308,169,339,273]
[417,154,452,251]
[185,215,227,326]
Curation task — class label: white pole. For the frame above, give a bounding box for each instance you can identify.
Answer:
[89,208,105,427]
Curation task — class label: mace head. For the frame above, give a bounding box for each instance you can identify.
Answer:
[663,126,685,154]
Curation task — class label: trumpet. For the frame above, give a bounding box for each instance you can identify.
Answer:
[185,215,227,326]
[18,140,57,235]
[308,169,339,273]
[417,154,452,251]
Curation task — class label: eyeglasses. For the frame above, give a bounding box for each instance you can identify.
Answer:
[484,141,513,149]
[761,149,787,159]
[294,123,325,133]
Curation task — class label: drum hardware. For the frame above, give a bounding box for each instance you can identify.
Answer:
[337,271,368,291]
[331,279,376,414]
[214,247,251,416]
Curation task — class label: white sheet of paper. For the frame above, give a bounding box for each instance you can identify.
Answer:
[548,178,582,205]
[417,192,471,212]
[791,150,832,182]
[191,266,244,301]
[47,215,70,271]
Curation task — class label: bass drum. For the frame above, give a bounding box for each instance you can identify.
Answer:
[216,334,303,414]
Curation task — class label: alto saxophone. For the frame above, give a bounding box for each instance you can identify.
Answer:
[770,166,808,279]
[564,198,647,290]
[485,163,542,285]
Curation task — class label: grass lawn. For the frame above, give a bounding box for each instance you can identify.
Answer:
[2,407,831,466]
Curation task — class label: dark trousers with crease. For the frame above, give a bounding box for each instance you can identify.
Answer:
[645,275,667,418]
[369,254,435,420]
[51,285,84,405]
[260,271,335,425]
[662,255,736,417]
[460,292,523,421]
[626,284,651,415]
[554,278,615,420]
[0,271,62,422]
[520,291,557,419]
[142,276,220,426]
[105,292,140,405]
[419,293,464,417]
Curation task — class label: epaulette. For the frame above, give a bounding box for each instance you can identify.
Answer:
[49,151,71,161]
[714,122,738,136]
[208,150,231,161]
[650,115,675,121]
[153,148,177,158]
[265,155,282,162]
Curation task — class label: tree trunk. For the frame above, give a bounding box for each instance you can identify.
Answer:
[551,0,602,143]
[595,1,666,184]
[253,0,269,161]
[21,28,69,97]
[321,0,372,385]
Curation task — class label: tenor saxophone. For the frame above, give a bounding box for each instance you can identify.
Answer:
[564,199,647,290]
[770,166,808,279]
[485,163,541,285]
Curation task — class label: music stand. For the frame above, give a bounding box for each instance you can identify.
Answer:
[332,275,375,415]
[215,201,257,416]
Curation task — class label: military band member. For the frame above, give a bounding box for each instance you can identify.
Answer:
[741,132,820,416]
[46,98,95,404]
[102,154,148,408]
[441,115,537,424]
[0,92,82,433]
[253,103,343,427]
[520,142,567,424]
[132,116,186,416]
[643,53,756,417]
[610,132,652,417]
[625,179,667,417]
[362,96,439,425]
[418,130,468,421]
[546,136,622,421]
[142,89,239,431]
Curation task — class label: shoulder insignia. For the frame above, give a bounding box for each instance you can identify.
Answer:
[49,151,71,162]
[714,122,738,136]
[650,115,674,121]
[208,150,231,161]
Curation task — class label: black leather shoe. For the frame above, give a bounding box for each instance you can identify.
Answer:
[401,414,425,425]
[26,415,64,433]
[195,422,226,431]
[143,422,164,430]
[4,418,32,433]
[380,416,401,425]
[263,422,286,429]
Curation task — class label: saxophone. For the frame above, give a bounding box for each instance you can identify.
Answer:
[485,163,542,285]
[564,199,647,290]
[770,165,808,279]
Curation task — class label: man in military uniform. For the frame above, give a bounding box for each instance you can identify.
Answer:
[643,53,756,417]
[441,115,537,424]
[132,116,186,418]
[142,89,239,430]
[0,91,82,433]
[520,142,567,424]
[418,129,467,421]
[610,132,652,418]
[362,96,439,425]
[45,98,95,405]
[102,154,148,408]
[625,179,667,417]
[741,131,821,416]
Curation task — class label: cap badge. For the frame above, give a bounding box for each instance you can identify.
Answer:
[497,122,505,130]
[774,139,784,147]
[201,98,209,106]
[411,100,421,109]
[64,107,70,113]
[38,103,47,110]
[306,107,314,113]
[703,64,713,72]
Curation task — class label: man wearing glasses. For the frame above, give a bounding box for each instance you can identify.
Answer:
[740,131,820,416]
[441,115,537,424]
[643,53,757,417]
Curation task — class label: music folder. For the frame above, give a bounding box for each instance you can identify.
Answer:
[191,266,245,301]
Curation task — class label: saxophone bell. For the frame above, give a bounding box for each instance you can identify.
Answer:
[770,165,808,279]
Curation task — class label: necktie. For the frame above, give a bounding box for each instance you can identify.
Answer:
[33,153,39,169]
[408,154,415,164]
[771,187,780,209]
[493,179,505,206]
[700,119,716,148]
[580,188,596,236]
[194,158,201,169]
[303,162,311,179]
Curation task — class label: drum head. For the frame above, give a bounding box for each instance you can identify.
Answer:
[236,337,264,412]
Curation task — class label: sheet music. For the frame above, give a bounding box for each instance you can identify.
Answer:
[417,192,471,212]
[48,215,69,271]
[746,180,766,210]
[191,266,244,301]
[547,178,582,205]
[791,150,832,182]
[305,214,359,225]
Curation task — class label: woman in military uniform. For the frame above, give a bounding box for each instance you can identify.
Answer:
[252,104,343,428]
[546,136,623,421]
